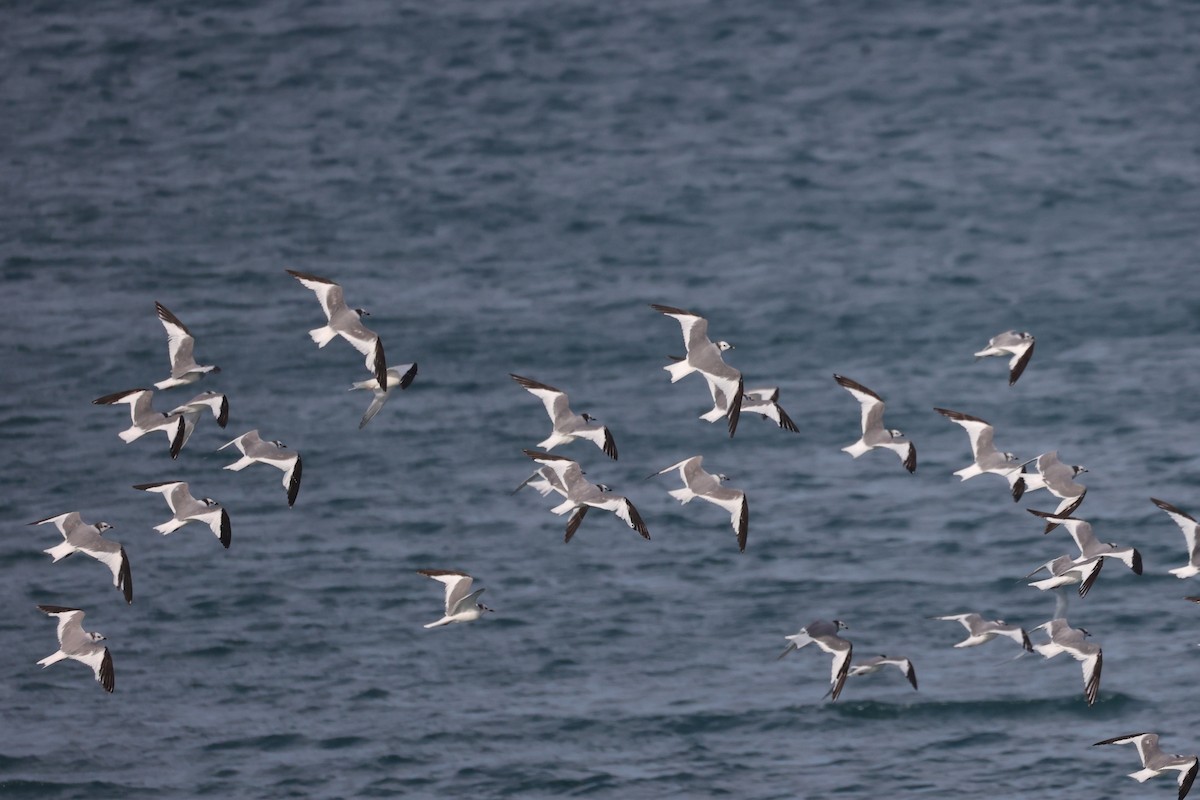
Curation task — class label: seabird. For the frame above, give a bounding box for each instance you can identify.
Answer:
[1032,618,1102,706]
[649,455,748,552]
[510,374,618,459]
[511,465,568,498]
[219,430,302,507]
[1020,451,1087,530]
[845,655,919,691]
[1093,733,1198,800]
[166,390,230,451]
[651,304,743,437]
[834,375,916,473]
[933,613,1032,651]
[1026,554,1105,598]
[92,388,186,459]
[777,619,852,701]
[36,605,114,693]
[286,269,387,387]
[974,330,1036,386]
[132,481,231,549]
[933,408,1025,496]
[153,302,220,390]
[523,450,649,542]
[1028,510,1143,574]
[31,512,132,604]
[350,363,418,429]
[676,366,797,433]
[418,570,493,628]
[1151,498,1200,579]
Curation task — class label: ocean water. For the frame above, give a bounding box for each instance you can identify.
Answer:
[2,0,1200,797]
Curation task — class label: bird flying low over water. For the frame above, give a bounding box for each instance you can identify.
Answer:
[778,619,852,702]
[1151,498,1200,579]
[92,388,186,459]
[350,363,418,429]
[974,330,1036,386]
[1019,451,1087,530]
[1026,554,1105,598]
[510,374,618,459]
[649,455,748,552]
[933,407,1024,496]
[36,605,114,693]
[286,269,388,388]
[844,654,918,693]
[651,304,743,437]
[153,302,220,390]
[418,570,493,628]
[219,430,302,507]
[1093,733,1198,800]
[673,363,798,434]
[834,374,916,473]
[1032,618,1102,706]
[523,450,649,542]
[31,512,132,604]
[1028,511,1143,575]
[933,613,1032,652]
[166,390,230,451]
[133,481,232,549]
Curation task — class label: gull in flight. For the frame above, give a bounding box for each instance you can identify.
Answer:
[1032,618,1102,706]
[510,374,617,459]
[671,364,797,433]
[777,619,852,701]
[1028,511,1143,575]
[834,375,916,473]
[36,605,114,693]
[219,430,302,507]
[1019,451,1087,531]
[651,304,743,437]
[133,481,231,549]
[92,388,186,459]
[1093,733,1198,800]
[1025,554,1105,598]
[649,455,748,552]
[844,655,919,693]
[153,302,220,390]
[166,390,230,451]
[933,613,1032,651]
[523,450,649,542]
[31,512,132,604]
[1151,498,1200,579]
[286,269,387,387]
[350,363,418,429]
[933,408,1025,497]
[418,570,493,628]
[974,330,1036,386]
[511,465,568,498]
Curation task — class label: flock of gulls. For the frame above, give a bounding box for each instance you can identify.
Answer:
[27,283,1200,797]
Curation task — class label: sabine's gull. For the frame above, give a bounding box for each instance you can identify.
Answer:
[649,455,748,552]
[523,450,649,542]
[974,330,1035,386]
[219,430,302,507]
[1026,554,1104,598]
[167,390,230,451]
[672,363,797,433]
[418,570,493,628]
[153,302,220,390]
[286,269,388,387]
[1151,498,1200,579]
[350,363,418,429]
[651,304,743,437]
[92,388,186,459]
[1028,510,1143,574]
[933,408,1025,496]
[1093,733,1198,800]
[1020,451,1087,530]
[777,619,852,702]
[133,481,231,549]
[510,374,618,459]
[36,605,114,693]
[844,655,918,692]
[1032,618,1102,706]
[31,512,132,604]
[933,613,1032,651]
[834,375,916,473]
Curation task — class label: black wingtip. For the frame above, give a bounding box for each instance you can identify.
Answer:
[372,340,387,390]
[565,505,587,543]
[99,648,115,693]
[603,430,618,461]
[399,362,418,390]
[904,443,917,474]
[777,406,799,433]
[287,456,302,507]
[726,379,743,438]
[1012,476,1026,502]
[119,547,133,604]
[169,417,185,459]
[217,396,230,428]
[219,509,232,549]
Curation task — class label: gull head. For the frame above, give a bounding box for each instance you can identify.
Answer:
[595,483,612,493]
[354,308,371,317]
[581,413,597,422]
[833,619,848,631]
[87,631,106,642]
[716,473,730,482]
[1079,627,1092,637]
[1002,452,1019,462]
[477,603,495,614]
[272,440,287,448]
[716,341,734,352]
[887,428,905,439]
[1073,465,1089,476]
[96,522,114,532]
[202,497,220,507]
